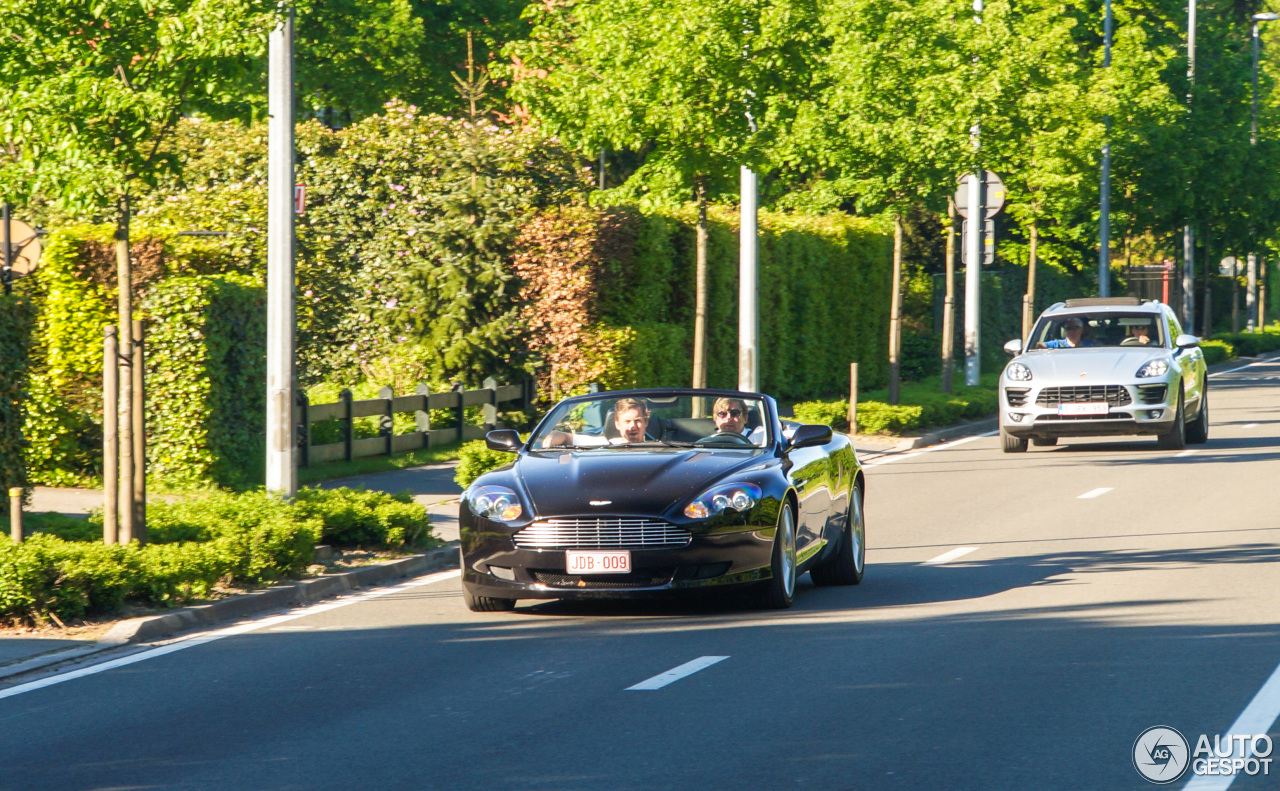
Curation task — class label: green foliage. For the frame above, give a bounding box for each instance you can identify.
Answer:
[793,376,998,435]
[143,274,266,488]
[293,487,434,548]
[1200,340,1233,365]
[455,440,515,488]
[1210,329,1280,358]
[0,294,34,514]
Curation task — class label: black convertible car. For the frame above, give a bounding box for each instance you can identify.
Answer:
[459,388,866,611]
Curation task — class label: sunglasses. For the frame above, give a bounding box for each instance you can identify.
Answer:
[716,409,743,418]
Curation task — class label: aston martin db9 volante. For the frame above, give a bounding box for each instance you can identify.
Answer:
[459,389,865,611]
[999,297,1209,452]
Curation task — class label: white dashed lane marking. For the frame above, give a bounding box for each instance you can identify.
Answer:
[1078,487,1113,499]
[626,656,730,690]
[922,547,977,566]
[1176,450,1198,457]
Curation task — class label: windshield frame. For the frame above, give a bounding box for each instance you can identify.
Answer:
[1028,311,1169,350]
[525,389,778,452]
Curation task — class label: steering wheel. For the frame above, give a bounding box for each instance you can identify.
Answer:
[694,431,754,447]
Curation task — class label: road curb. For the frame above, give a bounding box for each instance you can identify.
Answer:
[0,543,460,682]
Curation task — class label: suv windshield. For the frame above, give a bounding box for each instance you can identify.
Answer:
[1030,312,1166,350]
[530,393,771,450]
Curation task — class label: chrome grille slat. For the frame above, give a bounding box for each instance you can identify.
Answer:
[514,518,691,549]
[1036,385,1132,407]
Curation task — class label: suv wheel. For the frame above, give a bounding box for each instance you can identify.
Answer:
[1001,425,1028,453]
[1157,391,1187,450]
[1186,385,1209,444]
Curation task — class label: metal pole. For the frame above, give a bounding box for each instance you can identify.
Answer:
[131,318,146,543]
[266,6,297,498]
[964,168,983,386]
[1183,0,1196,331]
[1,203,11,296]
[103,326,119,545]
[738,166,758,392]
[941,200,956,394]
[1247,253,1258,331]
[1099,0,1113,297]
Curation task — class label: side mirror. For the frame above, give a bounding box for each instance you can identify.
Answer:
[1175,334,1200,350]
[485,429,522,452]
[1003,338,1023,356]
[788,424,833,449]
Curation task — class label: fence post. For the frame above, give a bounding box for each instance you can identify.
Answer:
[297,390,311,468]
[103,326,119,545]
[415,383,432,448]
[482,377,498,429]
[8,488,21,543]
[451,381,465,444]
[339,387,353,462]
[379,385,394,456]
[523,377,536,411]
[131,319,146,545]
[848,363,859,435]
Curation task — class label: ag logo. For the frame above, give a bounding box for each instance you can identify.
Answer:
[1133,726,1190,784]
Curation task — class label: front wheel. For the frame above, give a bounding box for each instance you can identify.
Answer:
[755,502,797,609]
[1031,437,1058,447]
[810,486,866,587]
[1157,391,1187,450]
[463,587,516,612]
[1001,426,1028,453]
[1186,385,1209,444]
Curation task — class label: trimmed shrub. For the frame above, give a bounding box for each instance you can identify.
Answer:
[144,274,266,488]
[455,439,515,488]
[0,294,34,515]
[792,378,998,436]
[1210,330,1280,358]
[294,487,434,548]
[1200,339,1233,365]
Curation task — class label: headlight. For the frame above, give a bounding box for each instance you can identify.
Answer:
[1006,363,1032,381]
[464,485,523,522]
[684,483,762,519]
[1136,358,1171,378]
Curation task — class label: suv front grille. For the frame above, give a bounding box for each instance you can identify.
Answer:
[1005,387,1031,407]
[1137,384,1168,404]
[1036,385,1132,407]
[531,569,676,589]
[514,518,691,549]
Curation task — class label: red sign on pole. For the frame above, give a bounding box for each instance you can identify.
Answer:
[294,184,306,215]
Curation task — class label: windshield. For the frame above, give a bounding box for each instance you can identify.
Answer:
[1030,312,1166,350]
[530,393,771,450]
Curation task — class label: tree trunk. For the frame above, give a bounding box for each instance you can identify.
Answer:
[115,195,134,544]
[1232,252,1240,333]
[941,201,956,394]
[1024,219,1038,343]
[692,178,709,403]
[888,214,903,406]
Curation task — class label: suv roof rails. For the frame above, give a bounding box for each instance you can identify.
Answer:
[1062,297,1143,308]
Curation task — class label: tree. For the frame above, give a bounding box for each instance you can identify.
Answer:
[506,0,824,387]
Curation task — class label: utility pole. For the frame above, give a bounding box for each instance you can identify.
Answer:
[964,0,984,387]
[888,215,903,404]
[1099,0,1113,297]
[1182,0,1196,329]
[941,200,957,394]
[739,166,758,392]
[1249,14,1278,330]
[115,195,134,544]
[266,6,297,497]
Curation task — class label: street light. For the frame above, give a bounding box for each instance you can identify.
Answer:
[1249,12,1278,332]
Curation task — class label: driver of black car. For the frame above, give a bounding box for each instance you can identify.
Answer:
[712,397,765,445]
[541,398,651,447]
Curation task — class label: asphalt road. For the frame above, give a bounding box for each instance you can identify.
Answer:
[3,359,1280,791]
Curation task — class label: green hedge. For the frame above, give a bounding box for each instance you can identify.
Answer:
[7,486,436,623]
[1200,339,1233,365]
[793,377,998,435]
[0,295,35,515]
[144,274,266,488]
[1210,328,1280,358]
[455,439,516,489]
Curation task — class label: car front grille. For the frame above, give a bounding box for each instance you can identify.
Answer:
[1137,384,1168,404]
[1005,387,1031,407]
[1036,385,1132,407]
[514,518,691,549]
[1036,412,1131,422]
[531,569,676,589]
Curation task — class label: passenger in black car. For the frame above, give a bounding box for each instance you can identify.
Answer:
[542,398,651,447]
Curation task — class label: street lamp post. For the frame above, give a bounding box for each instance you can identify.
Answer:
[1099,0,1113,298]
[1249,13,1278,332]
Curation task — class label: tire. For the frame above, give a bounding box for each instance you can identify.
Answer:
[755,502,797,609]
[810,486,866,587]
[463,586,516,612]
[1031,436,1058,446]
[1186,384,1209,444]
[1157,390,1187,450]
[1001,425,1028,453]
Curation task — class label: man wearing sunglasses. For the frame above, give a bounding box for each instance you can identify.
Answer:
[712,397,765,444]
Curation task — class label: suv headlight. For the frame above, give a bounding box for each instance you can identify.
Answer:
[1006,363,1032,381]
[684,482,762,519]
[1136,358,1171,378]
[464,485,523,522]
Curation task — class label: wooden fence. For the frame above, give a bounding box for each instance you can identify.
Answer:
[295,378,535,467]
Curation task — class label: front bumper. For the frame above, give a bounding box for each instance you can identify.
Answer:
[461,514,777,601]
[1000,380,1177,438]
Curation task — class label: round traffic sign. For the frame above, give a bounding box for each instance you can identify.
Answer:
[954,171,1006,219]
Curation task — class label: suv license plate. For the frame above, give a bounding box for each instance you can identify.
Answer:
[566,550,631,575]
[1058,402,1110,416]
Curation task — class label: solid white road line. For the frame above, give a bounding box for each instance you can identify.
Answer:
[1182,658,1280,791]
[626,656,730,691]
[0,569,463,701]
[922,547,978,566]
[863,431,999,469]
[1078,487,1113,499]
[1208,356,1280,378]
[1242,423,1259,429]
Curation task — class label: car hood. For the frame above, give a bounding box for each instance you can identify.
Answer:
[1015,347,1169,381]
[516,448,768,517]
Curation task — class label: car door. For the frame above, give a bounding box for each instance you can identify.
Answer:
[1165,309,1204,412]
[786,443,831,564]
